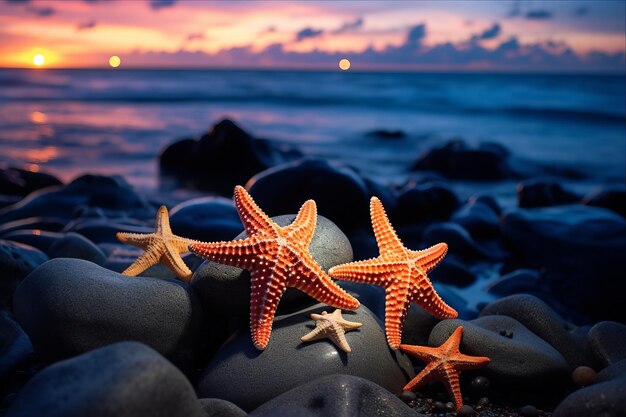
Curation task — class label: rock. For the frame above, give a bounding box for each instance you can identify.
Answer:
[0,240,48,308]
[159,119,300,195]
[197,398,246,417]
[169,197,243,242]
[571,366,596,387]
[246,158,371,232]
[0,217,66,236]
[500,205,626,321]
[395,182,459,226]
[1,230,63,252]
[451,197,501,237]
[552,359,626,417]
[423,222,498,260]
[192,214,353,317]
[582,188,626,218]
[428,257,476,288]
[479,295,596,369]
[13,259,203,365]
[587,321,626,366]
[485,269,542,297]
[411,140,518,181]
[429,317,569,386]
[0,311,34,380]
[517,181,580,208]
[47,233,106,265]
[62,219,152,244]
[0,167,61,197]
[366,129,407,139]
[400,304,442,347]
[0,175,154,224]
[519,405,539,417]
[196,304,415,412]
[248,374,417,417]
[4,342,204,417]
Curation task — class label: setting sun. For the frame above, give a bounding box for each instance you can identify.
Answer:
[338,58,351,71]
[33,54,45,66]
[109,55,121,68]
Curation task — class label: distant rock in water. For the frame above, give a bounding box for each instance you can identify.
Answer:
[0,167,61,197]
[582,188,626,218]
[159,119,301,195]
[517,181,580,208]
[365,129,407,139]
[411,140,519,181]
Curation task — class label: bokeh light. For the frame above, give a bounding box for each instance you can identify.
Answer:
[338,58,351,71]
[33,54,45,66]
[30,111,48,124]
[109,55,121,68]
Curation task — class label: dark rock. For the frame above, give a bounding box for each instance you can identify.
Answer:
[395,182,459,226]
[160,119,300,195]
[571,366,596,387]
[400,304,442,346]
[468,376,490,397]
[197,398,246,417]
[0,311,34,380]
[1,230,63,252]
[192,214,353,317]
[4,342,204,417]
[0,240,48,308]
[552,359,626,417]
[0,217,66,236]
[587,321,626,366]
[248,374,417,417]
[423,222,500,260]
[451,197,501,237]
[428,257,476,288]
[366,129,407,139]
[457,404,476,416]
[485,269,542,297]
[169,197,242,242]
[430,317,569,386]
[500,205,626,321]
[399,390,417,403]
[63,219,152,244]
[13,259,203,365]
[246,158,371,231]
[47,232,106,265]
[582,188,626,218]
[196,304,415,412]
[0,175,154,224]
[411,140,518,181]
[519,405,539,417]
[479,294,596,369]
[517,181,580,208]
[0,167,61,197]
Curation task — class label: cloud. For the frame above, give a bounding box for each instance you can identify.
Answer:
[506,1,521,18]
[525,10,553,20]
[295,27,324,42]
[573,6,588,17]
[478,23,501,40]
[29,5,55,17]
[4,0,31,3]
[185,32,205,42]
[77,20,97,30]
[405,24,426,48]
[333,17,364,34]
[150,0,177,10]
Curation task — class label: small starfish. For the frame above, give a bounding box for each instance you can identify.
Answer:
[301,309,363,353]
[329,197,457,350]
[189,186,360,350]
[116,205,196,282]
[400,326,490,411]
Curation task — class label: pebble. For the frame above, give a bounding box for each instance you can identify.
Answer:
[587,321,626,366]
[0,240,48,308]
[519,405,539,417]
[456,404,476,416]
[571,366,596,387]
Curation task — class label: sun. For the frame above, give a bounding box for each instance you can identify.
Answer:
[338,58,351,71]
[33,54,45,66]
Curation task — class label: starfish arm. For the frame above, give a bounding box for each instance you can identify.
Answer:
[399,344,440,362]
[189,237,268,270]
[412,277,458,319]
[409,243,448,273]
[301,325,326,342]
[233,186,278,237]
[442,369,463,411]
[161,246,193,282]
[155,205,172,236]
[292,253,360,310]
[328,258,406,286]
[330,325,352,352]
[116,232,153,249]
[370,197,406,256]
[170,236,197,254]
[402,361,440,391]
[384,285,412,350]
[249,264,288,350]
[286,200,317,246]
[121,248,160,276]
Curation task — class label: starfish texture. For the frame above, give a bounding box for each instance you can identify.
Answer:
[116,205,196,282]
[399,326,490,411]
[189,186,360,350]
[301,309,363,353]
[328,197,457,349]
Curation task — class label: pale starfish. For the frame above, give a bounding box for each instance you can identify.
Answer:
[301,309,363,353]
[328,197,457,350]
[189,186,360,350]
[116,205,196,282]
[400,326,490,411]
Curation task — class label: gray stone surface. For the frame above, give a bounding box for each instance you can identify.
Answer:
[169,196,243,242]
[198,398,247,417]
[0,239,48,308]
[587,321,626,367]
[47,232,106,265]
[0,310,34,378]
[196,303,415,412]
[5,342,205,417]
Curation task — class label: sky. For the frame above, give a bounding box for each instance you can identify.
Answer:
[1,0,625,71]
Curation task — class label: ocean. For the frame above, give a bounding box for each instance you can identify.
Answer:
[1,68,624,205]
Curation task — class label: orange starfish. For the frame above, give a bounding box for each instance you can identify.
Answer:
[189,186,360,350]
[399,326,490,411]
[328,197,457,349]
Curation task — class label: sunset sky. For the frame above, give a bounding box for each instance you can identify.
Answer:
[1,0,624,71]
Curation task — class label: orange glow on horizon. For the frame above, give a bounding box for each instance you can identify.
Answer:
[33,54,45,66]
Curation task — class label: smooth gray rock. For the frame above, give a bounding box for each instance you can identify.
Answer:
[479,294,596,369]
[5,342,204,417]
[1,230,63,252]
[588,321,626,367]
[169,196,243,242]
[198,398,247,417]
[13,259,203,364]
[196,304,415,412]
[47,232,106,265]
[451,197,501,237]
[0,239,48,308]
[430,317,569,385]
[191,215,353,317]
[249,374,419,417]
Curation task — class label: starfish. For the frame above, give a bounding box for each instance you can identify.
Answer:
[399,326,490,411]
[189,186,360,350]
[328,197,457,350]
[116,205,196,282]
[301,309,363,353]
